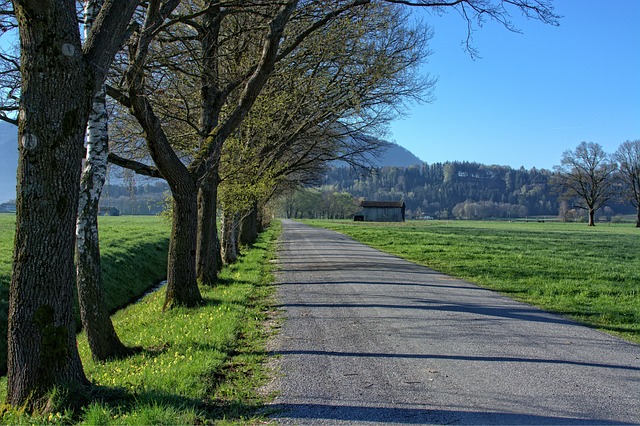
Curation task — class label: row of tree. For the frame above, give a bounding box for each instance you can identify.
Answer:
[0,0,560,410]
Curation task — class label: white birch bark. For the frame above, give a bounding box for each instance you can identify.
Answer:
[75,0,129,360]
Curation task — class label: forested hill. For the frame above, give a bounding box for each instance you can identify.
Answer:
[372,143,422,167]
[319,162,561,219]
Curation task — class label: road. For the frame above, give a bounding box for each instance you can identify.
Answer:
[263,220,640,425]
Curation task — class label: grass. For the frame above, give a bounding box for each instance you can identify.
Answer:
[0,219,281,424]
[305,219,640,344]
[0,215,170,376]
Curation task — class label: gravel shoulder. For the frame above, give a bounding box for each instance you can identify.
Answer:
[263,220,640,425]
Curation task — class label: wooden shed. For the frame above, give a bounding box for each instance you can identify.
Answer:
[355,201,405,222]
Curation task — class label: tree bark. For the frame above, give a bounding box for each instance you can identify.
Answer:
[588,208,596,226]
[636,205,640,228]
[239,201,259,246]
[126,91,203,309]
[164,191,201,310]
[75,0,131,363]
[221,209,239,265]
[196,176,222,285]
[8,0,91,407]
[195,6,224,285]
[8,0,138,408]
[76,84,131,360]
[120,0,202,310]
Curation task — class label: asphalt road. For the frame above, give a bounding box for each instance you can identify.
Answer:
[263,220,640,425]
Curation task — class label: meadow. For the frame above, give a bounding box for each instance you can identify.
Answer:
[0,214,170,375]
[0,216,280,424]
[305,220,640,344]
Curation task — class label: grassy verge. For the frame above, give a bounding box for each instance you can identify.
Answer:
[1,220,281,424]
[0,215,170,376]
[305,220,640,344]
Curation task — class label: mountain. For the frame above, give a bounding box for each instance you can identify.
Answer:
[374,143,422,168]
[0,121,17,203]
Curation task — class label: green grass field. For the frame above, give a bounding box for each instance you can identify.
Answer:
[305,220,640,344]
[0,214,170,375]
[0,217,280,424]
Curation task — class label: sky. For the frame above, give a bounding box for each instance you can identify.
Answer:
[389,0,640,170]
[0,1,638,173]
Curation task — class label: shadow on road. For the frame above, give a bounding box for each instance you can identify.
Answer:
[278,298,580,328]
[273,349,640,372]
[269,403,634,425]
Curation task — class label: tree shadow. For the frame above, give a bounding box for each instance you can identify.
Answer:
[273,349,640,372]
[278,298,579,328]
[88,384,263,423]
[267,403,634,425]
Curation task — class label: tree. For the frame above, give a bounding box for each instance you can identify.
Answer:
[108,2,299,306]
[216,2,432,257]
[75,0,133,362]
[614,140,640,227]
[553,142,617,226]
[108,0,559,301]
[7,0,138,408]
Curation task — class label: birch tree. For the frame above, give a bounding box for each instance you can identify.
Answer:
[75,0,132,362]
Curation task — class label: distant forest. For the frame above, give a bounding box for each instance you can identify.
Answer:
[297,161,634,220]
[96,161,635,221]
[99,180,168,215]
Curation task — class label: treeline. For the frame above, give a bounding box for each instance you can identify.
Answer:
[100,182,169,215]
[307,161,634,219]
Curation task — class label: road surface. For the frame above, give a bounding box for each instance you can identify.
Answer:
[263,220,640,425]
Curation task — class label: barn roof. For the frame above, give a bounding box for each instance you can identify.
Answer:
[360,201,405,208]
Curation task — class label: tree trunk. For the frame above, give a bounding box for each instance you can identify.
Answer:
[164,192,202,310]
[8,2,90,406]
[125,44,203,309]
[196,176,222,285]
[636,205,640,228]
[221,210,239,265]
[7,0,137,408]
[588,208,596,226]
[195,6,224,285]
[75,0,131,362]
[239,201,259,246]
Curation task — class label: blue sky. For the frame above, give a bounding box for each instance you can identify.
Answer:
[389,0,640,170]
[1,2,637,172]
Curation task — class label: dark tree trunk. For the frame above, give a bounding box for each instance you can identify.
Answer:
[164,191,202,310]
[196,176,222,285]
[126,32,203,309]
[195,6,224,285]
[239,201,259,246]
[8,1,91,406]
[588,208,596,226]
[636,205,640,228]
[221,210,239,264]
